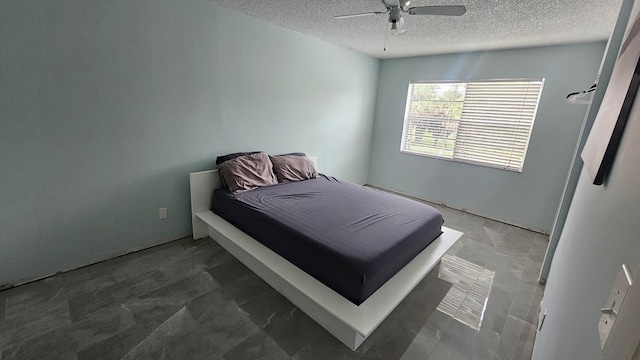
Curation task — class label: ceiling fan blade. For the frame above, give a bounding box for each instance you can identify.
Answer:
[334,11,386,19]
[408,5,466,16]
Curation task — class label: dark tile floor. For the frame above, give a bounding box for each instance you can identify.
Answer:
[0,203,546,359]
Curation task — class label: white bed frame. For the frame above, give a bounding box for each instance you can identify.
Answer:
[189,159,462,350]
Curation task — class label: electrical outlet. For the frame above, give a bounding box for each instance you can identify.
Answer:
[158,208,168,220]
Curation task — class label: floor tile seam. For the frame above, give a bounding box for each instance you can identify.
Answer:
[523,254,543,267]
[60,303,135,334]
[121,306,198,359]
[0,305,72,345]
[76,319,171,360]
[89,248,193,276]
[507,309,537,326]
[490,269,523,293]
[507,292,537,316]
[262,316,321,359]
[504,314,537,328]
[522,237,542,265]
[161,318,259,360]
[498,287,525,338]
[494,316,526,360]
[77,271,171,302]
[289,335,331,359]
[139,271,221,301]
[511,321,538,359]
[118,245,196,263]
[507,299,542,328]
[69,315,141,357]
[2,300,69,328]
[158,259,213,273]
[0,310,136,355]
[423,314,457,360]
[261,306,303,338]
[52,275,125,302]
[512,274,545,309]
[119,273,176,295]
[70,290,195,323]
[155,252,219,274]
[513,279,538,298]
[182,300,266,350]
[504,288,536,323]
[0,301,71,329]
[219,281,275,307]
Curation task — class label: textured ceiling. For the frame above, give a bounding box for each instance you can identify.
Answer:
[207,0,623,59]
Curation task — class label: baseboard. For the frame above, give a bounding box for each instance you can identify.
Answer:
[364,185,550,236]
[0,233,192,291]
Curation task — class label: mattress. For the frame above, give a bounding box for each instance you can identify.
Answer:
[211,175,443,305]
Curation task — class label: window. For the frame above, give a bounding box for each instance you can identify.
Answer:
[400,79,544,172]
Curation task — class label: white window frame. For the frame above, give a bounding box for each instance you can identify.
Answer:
[400,79,544,172]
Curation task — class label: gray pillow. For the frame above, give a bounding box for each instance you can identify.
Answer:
[216,151,261,165]
[216,151,261,189]
[270,154,317,183]
[218,152,278,194]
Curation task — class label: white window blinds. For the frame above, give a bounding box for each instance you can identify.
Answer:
[400,79,544,172]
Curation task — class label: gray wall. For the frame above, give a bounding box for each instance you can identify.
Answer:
[0,0,379,285]
[532,60,640,360]
[367,44,606,232]
[540,0,633,282]
[533,2,640,358]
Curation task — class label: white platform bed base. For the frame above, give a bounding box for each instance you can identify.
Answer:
[189,163,462,350]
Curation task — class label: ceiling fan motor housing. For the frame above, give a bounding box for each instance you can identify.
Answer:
[389,7,401,23]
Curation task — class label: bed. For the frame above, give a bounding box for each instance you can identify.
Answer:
[189,157,462,350]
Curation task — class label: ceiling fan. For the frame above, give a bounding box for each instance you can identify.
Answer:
[335,0,466,36]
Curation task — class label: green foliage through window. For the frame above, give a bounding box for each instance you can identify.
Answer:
[400,79,544,172]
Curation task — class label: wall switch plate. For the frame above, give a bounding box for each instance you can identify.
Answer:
[599,264,633,350]
[158,208,168,220]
